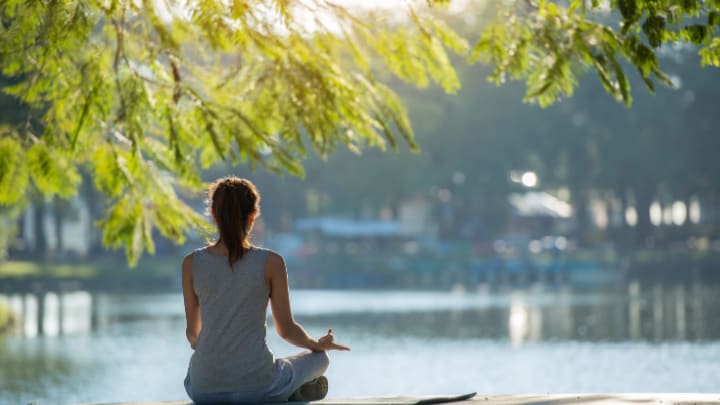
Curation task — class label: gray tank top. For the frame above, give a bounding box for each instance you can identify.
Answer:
[188,247,275,394]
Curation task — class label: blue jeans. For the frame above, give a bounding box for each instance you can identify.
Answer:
[185,351,330,404]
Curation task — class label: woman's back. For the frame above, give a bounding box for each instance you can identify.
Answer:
[187,247,274,394]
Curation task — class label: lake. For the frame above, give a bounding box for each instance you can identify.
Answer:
[1,284,720,405]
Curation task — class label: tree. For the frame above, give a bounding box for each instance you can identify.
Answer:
[0,0,468,264]
[0,0,718,264]
[473,0,720,106]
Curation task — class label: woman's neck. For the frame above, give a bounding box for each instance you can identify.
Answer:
[207,241,229,256]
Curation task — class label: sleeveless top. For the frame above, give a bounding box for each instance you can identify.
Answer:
[187,247,275,394]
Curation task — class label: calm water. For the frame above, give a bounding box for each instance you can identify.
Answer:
[1,284,720,405]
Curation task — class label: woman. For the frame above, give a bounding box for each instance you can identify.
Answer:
[183,177,350,404]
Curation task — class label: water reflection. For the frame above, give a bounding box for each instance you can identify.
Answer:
[2,285,720,404]
[2,292,93,336]
[293,284,720,342]
[0,338,83,401]
[2,284,720,342]
[508,295,532,347]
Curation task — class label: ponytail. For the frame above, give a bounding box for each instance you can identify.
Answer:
[206,177,260,268]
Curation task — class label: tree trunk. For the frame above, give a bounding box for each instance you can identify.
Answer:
[33,200,48,259]
[16,211,25,241]
[571,189,590,247]
[52,198,65,256]
[7,210,27,257]
[634,187,654,248]
[612,193,630,253]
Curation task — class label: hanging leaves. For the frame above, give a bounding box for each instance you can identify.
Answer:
[469,0,720,107]
[0,0,467,265]
[26,141,81,198]
[0,135,29,205]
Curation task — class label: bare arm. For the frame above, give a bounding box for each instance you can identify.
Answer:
[182,253,201,349]
[266,252,349,352]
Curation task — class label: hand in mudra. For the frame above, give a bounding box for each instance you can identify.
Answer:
[318,328,351,351]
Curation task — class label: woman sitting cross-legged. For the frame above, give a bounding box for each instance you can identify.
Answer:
[183,176,350,404]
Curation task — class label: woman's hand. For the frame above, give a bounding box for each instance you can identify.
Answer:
[316,328,351,351]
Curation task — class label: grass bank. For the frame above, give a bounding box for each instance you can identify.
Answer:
[0,254,183,293]
[0,255,180,278]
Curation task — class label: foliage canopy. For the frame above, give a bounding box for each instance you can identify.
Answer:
[0,0,718,264]
[475,0,720,106]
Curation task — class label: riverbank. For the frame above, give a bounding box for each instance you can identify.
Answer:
[0,255,182,294]
[2,248,720,293]
[68,393,720,405]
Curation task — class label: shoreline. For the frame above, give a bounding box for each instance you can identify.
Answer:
[65,393,720,405]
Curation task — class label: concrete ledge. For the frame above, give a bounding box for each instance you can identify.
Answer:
[69,393,720,405]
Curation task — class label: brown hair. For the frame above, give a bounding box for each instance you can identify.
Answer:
[206,176,260,268]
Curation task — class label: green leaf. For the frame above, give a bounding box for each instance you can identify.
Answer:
[709,11,720,27]
[100,195,144,266]
[0,136,29,204]
[642,16,666,48]
[618,0,639,24]
[26,142,81,198]
[700,38,720,66]
[91,144,126,197]
[608,52,632,106]
[682,24,709,44]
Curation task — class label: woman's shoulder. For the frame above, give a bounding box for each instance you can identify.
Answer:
[181,248,200,274]
[181,246,214,265]
[250,247,286,273]
[185,246,210,258]
[250,246,283,260]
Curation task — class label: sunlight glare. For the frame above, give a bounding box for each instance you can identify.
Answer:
[509,296,529,348]
[625,206,638,227]
[521,171,538,188]
[689,199,702,224]
[592,200,608,229]
[650,202,662,226]
[671,201,687,226]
